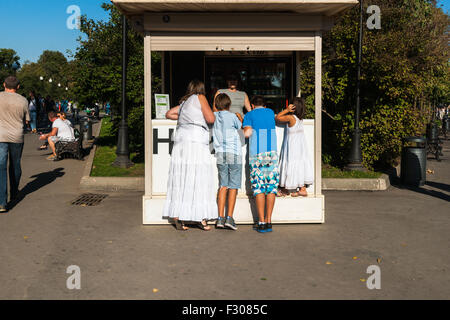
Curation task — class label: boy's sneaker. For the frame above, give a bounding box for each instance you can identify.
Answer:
[256,223,267,233]
[265,223,272,232]
[216,217,225,228]
[0,205,7,213]
[225,216,237,230]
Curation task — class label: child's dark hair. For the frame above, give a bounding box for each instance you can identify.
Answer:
[251,95,265,107]
[215,93,231,111]
[292,97,306,120]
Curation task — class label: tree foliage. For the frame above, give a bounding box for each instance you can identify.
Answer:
[300,0,449,169]
[72,2,161,153]
[0,48,20,82]
[17,50,71,98]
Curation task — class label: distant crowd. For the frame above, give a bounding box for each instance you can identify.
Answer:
[0,75,111,213]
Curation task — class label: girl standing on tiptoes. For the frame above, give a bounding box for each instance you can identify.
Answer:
[276,97,313,197]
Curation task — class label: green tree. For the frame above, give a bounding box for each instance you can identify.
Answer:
[17,50,71,99]
[300,0,449,169]
[72,2,161,153]
[0,48,20,83]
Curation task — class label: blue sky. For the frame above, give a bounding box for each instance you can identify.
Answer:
[0,0,110,64]
[0,0,449,65]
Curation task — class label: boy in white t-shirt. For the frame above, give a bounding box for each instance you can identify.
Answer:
[39,111,75,160]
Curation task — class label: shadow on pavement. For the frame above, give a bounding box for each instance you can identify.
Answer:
[8,168,65,210]
[425,181,450,193]
[385,167,449,202]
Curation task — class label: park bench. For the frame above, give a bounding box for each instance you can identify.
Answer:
[55,128,84,160]
[426,123,443,161]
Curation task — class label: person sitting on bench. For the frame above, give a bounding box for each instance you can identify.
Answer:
[37,112,72,151]
[39,111,75,161]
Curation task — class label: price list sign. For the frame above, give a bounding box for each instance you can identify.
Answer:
[155,94,170,119]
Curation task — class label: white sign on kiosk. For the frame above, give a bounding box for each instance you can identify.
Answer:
[154,94,170,119]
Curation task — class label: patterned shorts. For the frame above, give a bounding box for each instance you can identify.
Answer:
[249,151,280,196]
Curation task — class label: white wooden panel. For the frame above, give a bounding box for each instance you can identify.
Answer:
[314,31,322,196]
[143,195,324,224]
[151,119,315,196]
[149,36,315,51]
[144,34,153,196]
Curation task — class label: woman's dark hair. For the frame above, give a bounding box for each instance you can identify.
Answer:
[292,97,306,120]
[179,79,206,104]
[215,93,231,111]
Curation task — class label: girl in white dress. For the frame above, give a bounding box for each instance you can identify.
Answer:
[276,97,314,197]
[164,80,218,230]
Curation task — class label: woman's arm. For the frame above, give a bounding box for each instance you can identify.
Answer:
[243,126,253,138]
[199,95,216,124]
[275,104,296,127]
[212,91,220,112]
[244,93,252,113]
[166,106,180,120]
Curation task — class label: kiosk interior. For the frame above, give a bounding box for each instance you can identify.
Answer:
[111,0,358,224]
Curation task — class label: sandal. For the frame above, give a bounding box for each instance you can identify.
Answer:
[46,155,57,161]
[299,187,308,197]
[291,191,301,197]
[38,145,48,150]
[174,219,189,231]
[198,220,211,231]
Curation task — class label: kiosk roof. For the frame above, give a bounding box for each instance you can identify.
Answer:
[111,0,358,16]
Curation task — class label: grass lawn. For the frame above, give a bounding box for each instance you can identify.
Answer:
[322,164,383,179]
[90,118,145,177]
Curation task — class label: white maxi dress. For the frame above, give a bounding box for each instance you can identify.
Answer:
[279,115,314,189]
[162,95,218,222]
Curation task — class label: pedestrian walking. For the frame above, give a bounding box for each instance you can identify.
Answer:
[28,91,38,133]
[0,76,30,212]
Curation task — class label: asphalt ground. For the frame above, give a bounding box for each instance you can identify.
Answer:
[0,129,449,299]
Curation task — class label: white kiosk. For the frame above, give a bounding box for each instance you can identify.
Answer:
[111,0,358,224]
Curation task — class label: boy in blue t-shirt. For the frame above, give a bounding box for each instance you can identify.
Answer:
[213,93,243,230]
[243,96,279,233]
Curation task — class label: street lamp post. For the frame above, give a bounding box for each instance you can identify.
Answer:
[112,15,133,168]
[346,0,365,171]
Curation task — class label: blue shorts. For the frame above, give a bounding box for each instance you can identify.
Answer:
[249,151,280,196]
[216,152,242,190]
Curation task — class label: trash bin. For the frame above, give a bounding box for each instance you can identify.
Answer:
[82,117,93,141]
[400,136,427,187]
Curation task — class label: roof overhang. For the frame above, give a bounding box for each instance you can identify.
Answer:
[111,0,358,17]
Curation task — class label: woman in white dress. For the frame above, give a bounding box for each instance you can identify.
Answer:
[164,80,218,230]
[275,97,314,197]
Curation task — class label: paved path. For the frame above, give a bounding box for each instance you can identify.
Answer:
[1,130,449,299]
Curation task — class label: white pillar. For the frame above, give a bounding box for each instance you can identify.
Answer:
[295,51,302,97]
[144,33,153,197]
[314,32,322,196]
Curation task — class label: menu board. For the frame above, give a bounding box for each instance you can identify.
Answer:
[155,94,170,119]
